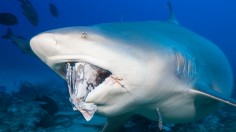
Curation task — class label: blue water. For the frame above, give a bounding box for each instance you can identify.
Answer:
[0,0,235,131]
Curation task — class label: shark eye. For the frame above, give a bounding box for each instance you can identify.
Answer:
[81,32,88,39]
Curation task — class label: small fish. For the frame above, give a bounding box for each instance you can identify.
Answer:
[2,28,35,56]
[17,0,38,26]
[0,13,18,26]
[49,3,59,17]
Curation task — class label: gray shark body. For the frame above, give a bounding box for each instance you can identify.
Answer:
[30,5,235,131]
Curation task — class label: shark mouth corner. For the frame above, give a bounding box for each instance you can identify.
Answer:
[65,62,111,121]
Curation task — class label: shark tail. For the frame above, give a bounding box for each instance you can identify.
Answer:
[2,28,13,39]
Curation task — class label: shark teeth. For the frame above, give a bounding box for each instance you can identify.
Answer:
[65,62,111,121]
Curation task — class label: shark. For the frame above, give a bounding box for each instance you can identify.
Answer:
[30,2,236,131]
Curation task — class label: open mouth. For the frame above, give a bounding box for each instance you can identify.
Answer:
[65,62,111,121]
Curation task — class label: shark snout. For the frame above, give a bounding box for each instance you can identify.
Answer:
[30,33,59,61]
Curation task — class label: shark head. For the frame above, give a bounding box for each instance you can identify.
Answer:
[30,25,167,118]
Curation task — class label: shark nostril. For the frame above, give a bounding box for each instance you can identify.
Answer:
[81,32,88,39]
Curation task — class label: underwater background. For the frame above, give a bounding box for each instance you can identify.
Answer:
[0,0,235,131]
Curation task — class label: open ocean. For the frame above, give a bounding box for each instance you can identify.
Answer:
[0,0,235,131]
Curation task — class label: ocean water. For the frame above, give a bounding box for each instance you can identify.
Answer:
[0,0,235,131]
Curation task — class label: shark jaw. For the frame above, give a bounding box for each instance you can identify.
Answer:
[46,55,123,121]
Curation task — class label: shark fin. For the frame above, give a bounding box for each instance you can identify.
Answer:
[191,82,236,107]
[2,28,13,39]
[167,1,179,25]
[102,113,132,132]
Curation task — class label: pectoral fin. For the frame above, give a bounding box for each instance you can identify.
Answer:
[191,82,236,107]
[102,113,132,132]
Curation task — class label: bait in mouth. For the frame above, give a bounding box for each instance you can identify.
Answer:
[65,62,111,121]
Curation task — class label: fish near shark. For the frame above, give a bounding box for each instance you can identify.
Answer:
[18,0,38,27]
[2,28,35,56]
[30,2,235,131]
[0,13,18,26]
[49,3,59,17]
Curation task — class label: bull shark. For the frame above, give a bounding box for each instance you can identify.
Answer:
[30,2,236,131]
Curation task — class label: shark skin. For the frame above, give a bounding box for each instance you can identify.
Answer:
[30,21,235,131]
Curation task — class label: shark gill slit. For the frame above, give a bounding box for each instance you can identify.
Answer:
[173,47,197,90]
